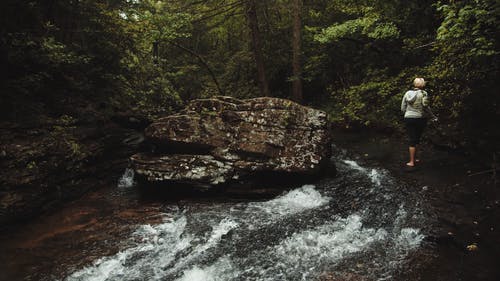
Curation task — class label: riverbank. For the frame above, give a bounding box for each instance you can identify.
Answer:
[0,134,431,281]
[332,128,500,281]
[0,125,498,281]
[0,115,147,226]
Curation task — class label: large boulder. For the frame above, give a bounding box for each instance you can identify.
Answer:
[131,96,331,188]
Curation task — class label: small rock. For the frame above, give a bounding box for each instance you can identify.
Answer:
[466,243,479,251]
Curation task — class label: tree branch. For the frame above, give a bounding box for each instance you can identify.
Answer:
[168,41,224,96]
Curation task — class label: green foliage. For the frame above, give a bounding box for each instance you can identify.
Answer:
[134,0,193,41]
[0,0,190,121]
[50,115,88,160]
[428,0,499,147]
[324,70,413,128]
[26,161,38,170]
[1,0,498,150]
[314,8,400,43]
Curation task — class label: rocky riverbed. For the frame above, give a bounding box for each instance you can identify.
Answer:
[0,129,498,281]
[332,129,500,281]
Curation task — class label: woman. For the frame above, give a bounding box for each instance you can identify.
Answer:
[401,77,437,167]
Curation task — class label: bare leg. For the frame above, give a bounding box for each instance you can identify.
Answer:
[407,146,416,166]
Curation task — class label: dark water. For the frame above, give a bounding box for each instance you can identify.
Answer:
[0,146,431,281]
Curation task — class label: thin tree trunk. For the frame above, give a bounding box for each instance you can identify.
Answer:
[291,0,303,103]
[168,41,224,96]
[246,0,270,96]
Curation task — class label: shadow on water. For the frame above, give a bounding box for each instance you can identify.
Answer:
[135,167,336,203]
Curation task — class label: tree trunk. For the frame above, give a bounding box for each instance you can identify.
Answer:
[246,0,270,96]
[291,0,303,103]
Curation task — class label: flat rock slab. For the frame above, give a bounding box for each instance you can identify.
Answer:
[131,96,331,188]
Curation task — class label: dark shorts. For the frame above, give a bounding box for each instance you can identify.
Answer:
[404,118,427,146]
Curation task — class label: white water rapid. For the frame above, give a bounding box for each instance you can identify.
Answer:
[67,153,426,281]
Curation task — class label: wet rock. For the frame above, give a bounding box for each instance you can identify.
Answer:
[131,96,331,188]
[131,154,234,186]
[0,121,138,225]
[466,243,479,251]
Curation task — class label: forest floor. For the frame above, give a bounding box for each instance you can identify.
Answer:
[333,128,500,281]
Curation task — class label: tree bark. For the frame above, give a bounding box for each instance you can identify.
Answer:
[291,0,303,103]
[246,0,270,96]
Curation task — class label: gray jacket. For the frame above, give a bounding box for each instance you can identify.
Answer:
[401,89,435,119]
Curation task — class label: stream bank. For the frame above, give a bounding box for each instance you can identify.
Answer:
[0,116,145,226]
[0,127,498,281]
[332,128,500,281]
[0,130,430,281]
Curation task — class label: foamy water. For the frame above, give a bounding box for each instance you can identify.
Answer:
[342,159,388,187]
[243,184,330,219]
[67,158,425,281]
[117,168,135,188]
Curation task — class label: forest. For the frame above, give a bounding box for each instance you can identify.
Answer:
[1,1,500,280]
[1,0,498,151]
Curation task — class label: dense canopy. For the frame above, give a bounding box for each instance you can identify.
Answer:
[1,0,498,150]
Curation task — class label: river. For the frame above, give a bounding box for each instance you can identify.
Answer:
[0,145,430,281]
